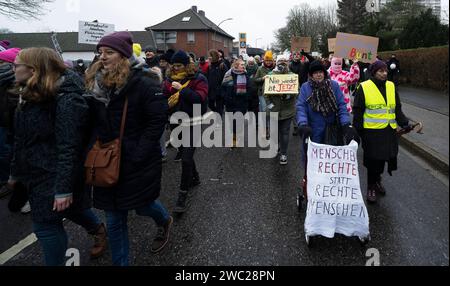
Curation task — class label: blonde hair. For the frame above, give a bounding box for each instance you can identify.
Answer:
[232,59,245,70]
[16,47,66,102]
[85,57,130,90]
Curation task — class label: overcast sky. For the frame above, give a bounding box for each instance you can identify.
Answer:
[0,0,448,48]
[0,0,337,48]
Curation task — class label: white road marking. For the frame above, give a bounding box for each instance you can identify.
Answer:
[0,233,38,265]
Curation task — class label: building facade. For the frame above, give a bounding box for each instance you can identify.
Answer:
[147,6,234,58]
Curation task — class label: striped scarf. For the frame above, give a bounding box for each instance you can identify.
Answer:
[307,78,338,117]
[233,69,247,94]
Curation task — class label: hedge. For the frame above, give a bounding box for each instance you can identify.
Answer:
[378,46,449,92]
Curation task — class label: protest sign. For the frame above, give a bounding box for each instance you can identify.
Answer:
[264,74,299,95]
[291,37,311,53]
[305,139,370,239]
[78,21,115,45]
[334,32,379,63]
[328,38,336,53]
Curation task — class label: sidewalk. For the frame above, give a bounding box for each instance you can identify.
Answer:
[398,86,449,175]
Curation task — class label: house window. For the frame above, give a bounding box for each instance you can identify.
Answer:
[155,32,177,44]
[224,38,228,47]
[187,32,195,43]
[182,17,191,22]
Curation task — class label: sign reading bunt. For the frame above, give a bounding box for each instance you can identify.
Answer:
[78,21,115,45]
[291,36,311,53]
[334,32,379,63]
[305,139,370,239]
[328,38,336,53]
[264,74,299,95]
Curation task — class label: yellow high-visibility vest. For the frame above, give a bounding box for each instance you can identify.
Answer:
[361,80,397,129]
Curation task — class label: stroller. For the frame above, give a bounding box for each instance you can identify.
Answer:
[296,134,371,247]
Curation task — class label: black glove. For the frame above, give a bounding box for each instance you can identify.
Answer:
[298,124,312,139]
[342,124,360,144]
[300,49,307,56]
[401,122,414,132]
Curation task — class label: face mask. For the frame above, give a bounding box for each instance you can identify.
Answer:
[277,64,287,72]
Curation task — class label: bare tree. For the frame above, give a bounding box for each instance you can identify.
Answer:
[0,0,54,19]
[274,3,338,53]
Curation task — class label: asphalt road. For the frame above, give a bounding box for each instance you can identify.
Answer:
[1,130,448,266]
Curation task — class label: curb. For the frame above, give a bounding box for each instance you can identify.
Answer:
[399,135,449,176]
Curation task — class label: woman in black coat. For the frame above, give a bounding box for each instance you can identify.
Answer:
[353,60,410,204]
[11,47,106,265]
[84,32,172,266]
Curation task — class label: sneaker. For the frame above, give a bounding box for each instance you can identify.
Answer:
[367,185,377,204]
[20,201,31,214]
[173,190,189,214]
[174,151,182,162]
[151,216,173,253]
[0,185,13,199]
[90,223,107,259]
[280,155,288,165]
[375,180,386,196]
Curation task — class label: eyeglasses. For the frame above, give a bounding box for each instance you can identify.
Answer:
[172,64,185,69]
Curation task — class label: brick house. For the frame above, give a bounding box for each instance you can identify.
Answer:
[147,6,234,59]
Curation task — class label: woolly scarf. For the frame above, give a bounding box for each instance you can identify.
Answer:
[233,69,247,94]
[171,71,187,81]
[307,78,338,117]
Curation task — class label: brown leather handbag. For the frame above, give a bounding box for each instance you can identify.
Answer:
[85,98,128,187]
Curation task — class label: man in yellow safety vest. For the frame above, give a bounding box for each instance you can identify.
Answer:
[352,60,412,204]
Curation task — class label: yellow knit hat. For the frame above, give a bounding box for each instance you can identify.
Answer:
[133,43,142,57]
[264,50,273,61]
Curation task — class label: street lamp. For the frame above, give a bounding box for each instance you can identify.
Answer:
[255,37,262,49]
[214,18,233,50]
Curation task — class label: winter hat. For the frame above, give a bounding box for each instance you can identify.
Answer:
[369,60,387,76]
[64,60,74,68]
[0,40,11,51]
[133,43,142,57]
[0,48,21,63]
[264,50,273,61]
[171,50,190,66]
[276,54,288,65]
[97,31,133,58]
[254,55,261,62]
[330,57,343,73]
[160,49,175,63]
[309,60,327,76]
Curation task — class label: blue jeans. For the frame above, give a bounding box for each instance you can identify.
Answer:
[0,127,11,182]
[33,209,103,266]
[105,200,170,266]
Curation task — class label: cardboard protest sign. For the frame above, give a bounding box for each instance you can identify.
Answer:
[328,38,336,53]
[78,21,115,45]
[335,32,379,63]
[291,37,311,53]
[264,74,299,95]
[305,139,370,239]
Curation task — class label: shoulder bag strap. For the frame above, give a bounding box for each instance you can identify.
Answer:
[119,97,128,143]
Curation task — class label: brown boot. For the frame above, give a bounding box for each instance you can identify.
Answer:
[90,223,107,259]
[367,185,377,204]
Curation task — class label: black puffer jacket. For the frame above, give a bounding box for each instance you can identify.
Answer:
[86,69,168,211]
[11,70,89,223]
